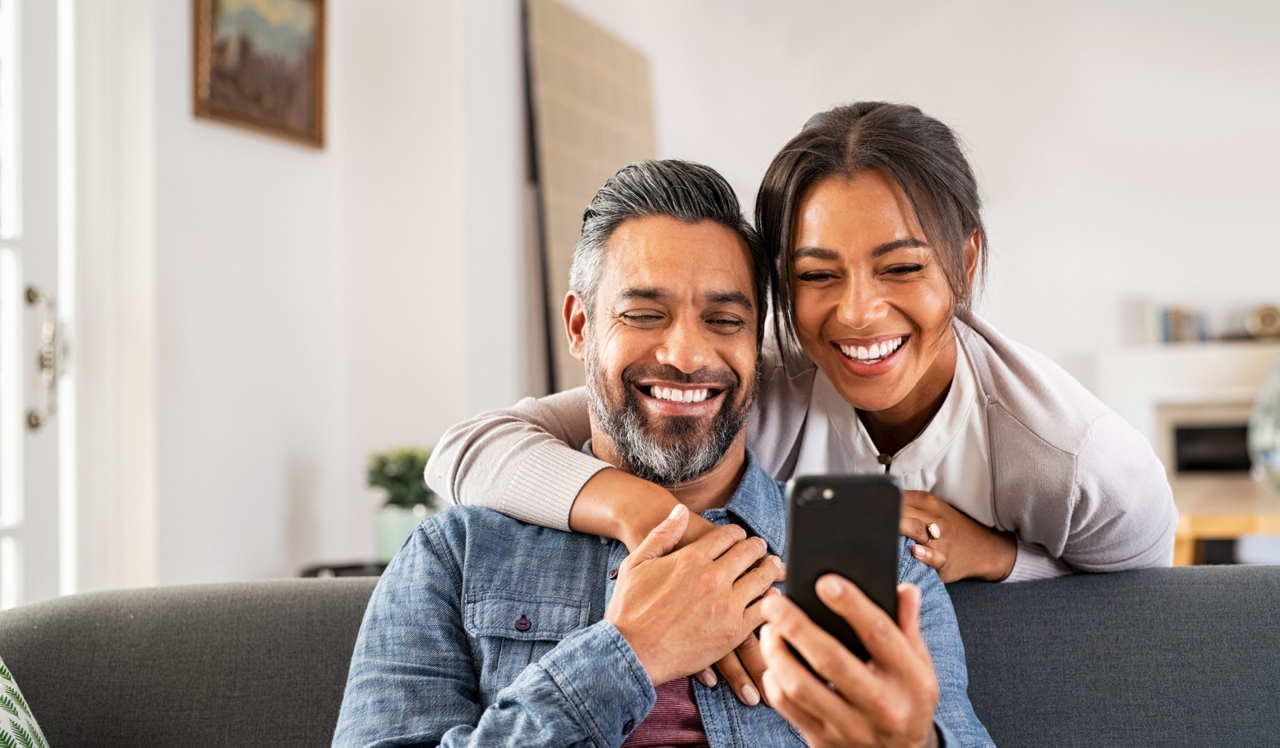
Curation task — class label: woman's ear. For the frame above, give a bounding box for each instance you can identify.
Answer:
[564,292,589,362]
[963,229,981,289]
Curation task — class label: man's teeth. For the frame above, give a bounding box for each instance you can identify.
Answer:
[839,337,904,363]
[650,386,710,403]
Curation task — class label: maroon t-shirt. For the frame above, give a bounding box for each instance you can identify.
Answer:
[622,677,709,747]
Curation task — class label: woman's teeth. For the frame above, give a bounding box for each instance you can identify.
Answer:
[839,337,904,363]
[650,386,710,403]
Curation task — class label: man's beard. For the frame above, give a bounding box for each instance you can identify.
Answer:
[585,347,758,487]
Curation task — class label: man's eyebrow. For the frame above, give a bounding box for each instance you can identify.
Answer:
[616,287,753,310]
[707,290,753,310]
[793,238,929,260]
[617,287,666,301]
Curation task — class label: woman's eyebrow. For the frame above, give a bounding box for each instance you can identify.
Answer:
[871,238,929,256]
[794,239,929,260]
[792,246,839,261]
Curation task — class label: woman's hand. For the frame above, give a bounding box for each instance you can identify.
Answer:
[899,491,1016,582]
[759,577,940,748]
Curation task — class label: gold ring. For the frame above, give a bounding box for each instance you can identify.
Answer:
[926,523,941,541]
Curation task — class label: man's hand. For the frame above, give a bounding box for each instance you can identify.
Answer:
[606,504,781,686]
[900,490,1016,583]
[708,553,787,706]
[759,577,940,748]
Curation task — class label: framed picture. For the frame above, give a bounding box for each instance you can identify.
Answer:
[193,0,325,147]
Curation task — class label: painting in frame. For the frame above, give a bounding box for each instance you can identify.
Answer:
[193,0,325,147]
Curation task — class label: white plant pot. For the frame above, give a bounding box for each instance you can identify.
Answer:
[375,504,438,563]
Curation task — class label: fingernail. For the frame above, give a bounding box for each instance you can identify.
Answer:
[669,504,685,520]
[913,545,928,558]
[741,684,760,706]
[703,668,718,687]
[818,575,844,598]
[769,555,781,568]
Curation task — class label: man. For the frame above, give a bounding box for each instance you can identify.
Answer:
[333,160,991,747]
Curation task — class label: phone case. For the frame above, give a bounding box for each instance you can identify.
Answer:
[784,474,902,662]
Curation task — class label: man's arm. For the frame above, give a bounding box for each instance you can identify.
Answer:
[332,518,657,747]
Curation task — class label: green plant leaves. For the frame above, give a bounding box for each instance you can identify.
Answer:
[0,659,45,748]
[1,690,26,720]
[8,723,32,748]
[367,446,439,509]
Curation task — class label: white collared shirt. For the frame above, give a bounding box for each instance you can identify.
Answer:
[792,338,994,528]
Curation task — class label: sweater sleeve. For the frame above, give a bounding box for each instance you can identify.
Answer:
[1004,539,1074,583]
[1063,411,1179,572]
[425,387,605,531]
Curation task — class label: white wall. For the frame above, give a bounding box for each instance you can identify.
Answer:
[89,0,533,586]
[560,0,1280,386]
[84,0,1280,585]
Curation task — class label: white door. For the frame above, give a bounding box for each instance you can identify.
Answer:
[0,0,74,609]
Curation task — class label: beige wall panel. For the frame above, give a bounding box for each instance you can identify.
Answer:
[526,0,655,390]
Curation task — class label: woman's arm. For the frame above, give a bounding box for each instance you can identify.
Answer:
[426,387,601,530]
[1064,411,1179,572]
[424,386,716,548]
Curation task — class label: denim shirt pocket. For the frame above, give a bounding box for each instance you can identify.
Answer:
[464,591,593,702]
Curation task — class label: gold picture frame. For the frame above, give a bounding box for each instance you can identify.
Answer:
[193,0,326,147]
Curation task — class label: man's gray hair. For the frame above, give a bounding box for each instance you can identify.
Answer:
[568,160,766,335]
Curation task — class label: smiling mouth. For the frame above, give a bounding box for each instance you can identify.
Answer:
[637,384,725,404]
[835,335,907,366]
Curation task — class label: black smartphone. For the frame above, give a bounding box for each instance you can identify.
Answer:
[784,474,902,662]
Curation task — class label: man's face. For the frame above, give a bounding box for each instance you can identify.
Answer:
[566,215,760,486]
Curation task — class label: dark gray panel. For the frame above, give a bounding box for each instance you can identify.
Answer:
[0,578,378,748]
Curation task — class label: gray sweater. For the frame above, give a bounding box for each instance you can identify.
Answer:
[426,310,1178,581]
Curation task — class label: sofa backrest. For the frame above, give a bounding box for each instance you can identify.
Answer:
[949,565,1280,747]
[0,578,378,748]
[1,567,1278,746]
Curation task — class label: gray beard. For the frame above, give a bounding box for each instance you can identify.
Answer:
[585,350,755,487]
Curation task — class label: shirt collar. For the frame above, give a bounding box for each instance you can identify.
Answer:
[817,331,978,474]
[707,449,786,555]
[582,441,786,555]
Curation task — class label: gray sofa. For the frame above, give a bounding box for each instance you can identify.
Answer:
[1,567,1278,747]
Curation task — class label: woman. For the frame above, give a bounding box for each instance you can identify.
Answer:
[426,102,1175,699]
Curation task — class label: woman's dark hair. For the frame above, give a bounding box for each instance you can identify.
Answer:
[755,102,987,359]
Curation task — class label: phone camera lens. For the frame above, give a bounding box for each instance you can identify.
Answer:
[799,486,821,504]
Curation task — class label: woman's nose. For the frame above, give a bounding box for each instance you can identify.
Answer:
[836,277,887,330]
[655,318,711,373]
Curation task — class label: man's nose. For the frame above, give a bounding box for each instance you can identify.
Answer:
[654,317,713,373]
[836,276,888,330]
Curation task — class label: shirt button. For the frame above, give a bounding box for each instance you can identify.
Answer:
[514,616,532,632]
[622,719,635,735]
[607,567,619,580]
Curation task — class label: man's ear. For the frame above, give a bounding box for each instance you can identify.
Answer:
[564,292,589,362]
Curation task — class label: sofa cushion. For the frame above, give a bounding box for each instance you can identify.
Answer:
[0,655,49,748]
[0,578,378,748]
[949,565,1280,747]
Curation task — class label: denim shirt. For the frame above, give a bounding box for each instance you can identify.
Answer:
[334,451,993,747]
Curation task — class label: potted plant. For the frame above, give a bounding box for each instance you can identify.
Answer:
[368,446,442,563]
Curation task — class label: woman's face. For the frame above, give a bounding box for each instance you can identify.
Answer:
[790,170,971,420]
